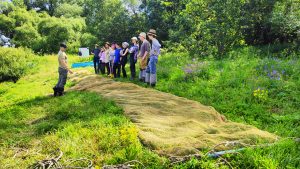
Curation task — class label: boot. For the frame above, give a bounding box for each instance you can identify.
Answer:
[53,87,58,97]
[57,87,64,96]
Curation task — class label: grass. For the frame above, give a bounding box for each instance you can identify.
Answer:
[116,46,300,168]
[1,47,299,168]
[0,54,166,168]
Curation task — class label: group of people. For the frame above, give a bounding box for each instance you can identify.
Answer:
[52,29,161,96]
[91,29,161,87]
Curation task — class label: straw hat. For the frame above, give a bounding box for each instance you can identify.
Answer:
[147,29,157,37]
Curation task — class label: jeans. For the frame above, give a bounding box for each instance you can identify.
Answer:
[145,56,158,84]
[93,60,99,74]
[129,55,136,78]
[55,67,68,88]
[113,63,121,78]
[109,60,113,75]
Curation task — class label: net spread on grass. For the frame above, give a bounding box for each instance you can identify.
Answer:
[69,71,277,156]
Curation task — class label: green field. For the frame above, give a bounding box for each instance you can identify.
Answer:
[1,47,299,168]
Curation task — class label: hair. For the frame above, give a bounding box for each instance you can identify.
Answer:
[60,43,67,48]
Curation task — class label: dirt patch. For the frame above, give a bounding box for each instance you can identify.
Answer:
[69,71,277,156]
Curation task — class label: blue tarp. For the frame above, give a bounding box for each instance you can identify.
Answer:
[72,62,94,68]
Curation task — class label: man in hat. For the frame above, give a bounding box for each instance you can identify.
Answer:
[138,32,150,82]
[146,29,161,87]
[129,37,139,80]
[91,44,100,74]
[53,43,73,96]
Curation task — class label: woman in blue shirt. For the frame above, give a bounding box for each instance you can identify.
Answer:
[113,42,122,78]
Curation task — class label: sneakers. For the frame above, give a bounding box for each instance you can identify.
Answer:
[150,83,156,87]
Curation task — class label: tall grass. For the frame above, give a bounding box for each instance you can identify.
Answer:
[117,46,300,168]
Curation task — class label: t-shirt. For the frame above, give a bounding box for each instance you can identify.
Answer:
[139,40,150,58]
[99,51,106,62]
[109,49,115,61]
[58,50,68,69]
[105,49,110,63]
[129,44,139,61]
[93,48,100,61]
[150,39,161,56]
[114,48,122,64]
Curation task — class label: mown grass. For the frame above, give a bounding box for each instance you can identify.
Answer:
[0,54,167,168]
[116,46,300,168]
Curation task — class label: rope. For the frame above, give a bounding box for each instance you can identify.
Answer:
[29,150,93,169]
[102,160,145,169]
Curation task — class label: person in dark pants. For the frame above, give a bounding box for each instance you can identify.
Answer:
[99,47,106,74]
[113,43,122,78]
[92,44,100,74]
[53,43,73,96]
[120,42,129,78]
[128,37,139,80]
[104,42,111,75]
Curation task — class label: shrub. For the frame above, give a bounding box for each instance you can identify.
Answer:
[0,47,37,82]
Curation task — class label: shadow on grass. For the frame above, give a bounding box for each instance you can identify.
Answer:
[0,91,123,146]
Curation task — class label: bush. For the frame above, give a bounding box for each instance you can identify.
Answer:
[0,47,37,82]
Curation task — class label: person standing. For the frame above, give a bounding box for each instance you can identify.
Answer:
[128,37,139,80]
[109,43,116,78]
[138,32,150,82]
[113,42,122,78]
[53,43,73,96]
[146,29,161,87]
[99,47,106,74]
[92,44,100,74]
[104,42,111,75]
[120,42,129,78]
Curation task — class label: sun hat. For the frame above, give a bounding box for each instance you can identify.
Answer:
[139,32,146,39]
[147,29,157,37]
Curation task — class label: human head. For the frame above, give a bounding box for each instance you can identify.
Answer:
[60,43,67,51]
[122,42,129,48]
[131,37,138,44]
[147,29,157,40]
[95,44,99,49]
[115,42,121,48]
[105,42,110,49]
[111,43,116,49]
[139,32,146,41]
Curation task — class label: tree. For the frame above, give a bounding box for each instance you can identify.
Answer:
[54,3,83,18]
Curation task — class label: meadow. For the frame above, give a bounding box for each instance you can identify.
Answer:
[0,46,299,168]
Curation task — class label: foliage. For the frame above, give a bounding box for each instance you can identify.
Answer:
[0,7,86,53]
[13,23,40,48]
[0,47,37,82]
[0,14,15,35]
[54,3,83,18]
[84,0,145,44]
